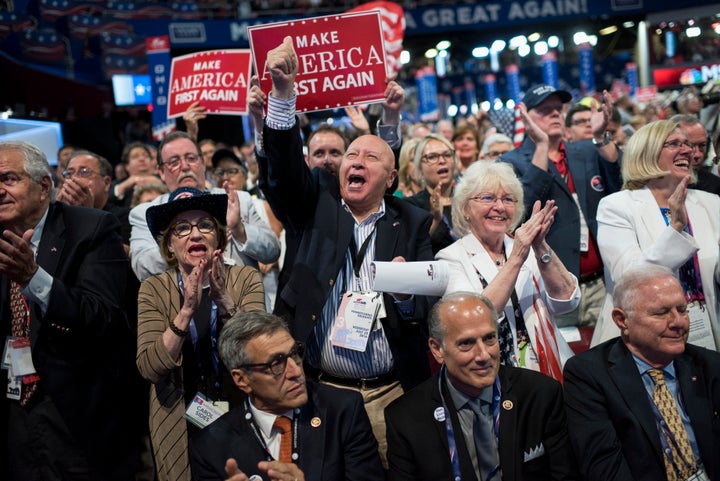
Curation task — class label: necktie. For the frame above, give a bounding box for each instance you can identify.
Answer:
[647,369,696,481]
[468,399,500,481]
[273,415,293,463]
[10,281,38,407]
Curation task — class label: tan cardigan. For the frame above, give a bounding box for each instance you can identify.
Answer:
[136,265,265,481]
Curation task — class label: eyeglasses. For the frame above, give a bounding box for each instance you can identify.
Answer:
[663,140,695,151]
[240,342,305,376]
[215,168,244,177]
[469,194,518,205]
[533,103,563,116]
[161,154,202,172]
[421,150,455,164]
[693,142,708,152]
[571,118,592,126]
[62,167,99,179]
[171,217,217,238]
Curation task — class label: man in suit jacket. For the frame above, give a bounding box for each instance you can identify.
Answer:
[564,265,720,481]
[257,37,434,463]
[190,311,385,481]
[500,85,622,328]
[0,141,138,480]
[385,292,578,481]
[673,114,720,196]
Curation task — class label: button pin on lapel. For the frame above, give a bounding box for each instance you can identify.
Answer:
[502,400,513,410]
[311,417,321,428]
[392,221,399,227]
[50,246,57,252]
[433,407,446,422]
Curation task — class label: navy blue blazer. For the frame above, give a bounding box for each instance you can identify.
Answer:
[564,339,720,481]
[259,124,434,390]
[385,366,578,481]
[0,202,136,470]
[499,138,622,276]
[190,381,385,481]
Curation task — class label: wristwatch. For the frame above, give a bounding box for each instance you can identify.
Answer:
[538,249,553,264]
[592,131,612,147]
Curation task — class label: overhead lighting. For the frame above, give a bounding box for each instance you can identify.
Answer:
[459,105,468,115]
[518,44,531,57]
[573,31,588,45]
[623,21,635,28]
[588,35,598,46]
[400,50,410,64]
[534,41,549,55]
[472,46,490,58]
[655,28,663,35]
[491,39,506,52]
[425,48,438,59]
[506,99,516,109]
[686,26,701,38]
[438,49,448,58]
[548,35,559,48]
[480,100,491,111]
[509,35,527,48]
[528,32,541,42]
[599,25,618,35]
[436,40,451,50]
[714,22,720,35]
[447,104,458,117]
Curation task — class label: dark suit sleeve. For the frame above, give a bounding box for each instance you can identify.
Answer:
[563,356,635,481]
[385,403,422,481]
[540,380,579,481]
[341,391,386,481]
[260,123,320,233]
[44,209,128,337]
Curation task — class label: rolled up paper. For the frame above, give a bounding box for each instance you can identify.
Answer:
[371,261,449,296]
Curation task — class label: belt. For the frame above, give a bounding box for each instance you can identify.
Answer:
[307,366,398,389]
[579,270,603,283]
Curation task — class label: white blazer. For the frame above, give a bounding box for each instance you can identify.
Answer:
[592,187,720,348]
[436,233,579,371]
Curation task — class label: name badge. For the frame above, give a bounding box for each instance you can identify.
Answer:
[184,392,229,429]
[7,337,36,377]
[330,291,382,352]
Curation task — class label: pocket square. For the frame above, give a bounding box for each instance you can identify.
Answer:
[524,443,545,462]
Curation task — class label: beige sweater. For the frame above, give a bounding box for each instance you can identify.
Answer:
[137,266,265,481]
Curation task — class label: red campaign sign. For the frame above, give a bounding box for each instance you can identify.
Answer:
[248,11,388,113]
[167,49,252,119]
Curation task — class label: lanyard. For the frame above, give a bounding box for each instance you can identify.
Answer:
[438,365,501,481]
[349,226,376,289]
[245,399,299,463]
[177,271,220,381]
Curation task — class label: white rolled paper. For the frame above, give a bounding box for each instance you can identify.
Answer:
[371,261,449,296]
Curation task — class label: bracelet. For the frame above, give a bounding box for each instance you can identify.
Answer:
[219,305,238,321]
[169,320,189,337]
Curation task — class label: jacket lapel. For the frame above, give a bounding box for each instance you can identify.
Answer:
[607,342,664,466]
[296,385,325,476]
[497,367,519,481]
[374,201,400,263]
[35,203,64,279]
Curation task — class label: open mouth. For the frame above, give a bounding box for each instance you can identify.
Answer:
[673,160,690,169]
[188,244,208,256]
[486,215,507,221]
[437,167,450,176]
[347,174,366,187]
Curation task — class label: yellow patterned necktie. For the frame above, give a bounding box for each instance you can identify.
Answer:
[647,369,696,481]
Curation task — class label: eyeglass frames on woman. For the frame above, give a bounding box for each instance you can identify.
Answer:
[421,150,455,164]
[469,194,518,206]
[170,218,217,238]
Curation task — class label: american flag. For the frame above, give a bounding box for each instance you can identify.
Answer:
[487,107,515,138]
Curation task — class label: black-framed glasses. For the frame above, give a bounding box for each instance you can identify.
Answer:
[421,150,455,164]
[240,342,305,376]
[171,217,217,238]
[62,167,99,179]
[663,140,694,151]
[161,153,202,172]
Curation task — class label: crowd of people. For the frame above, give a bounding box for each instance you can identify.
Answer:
[1,34,720,481]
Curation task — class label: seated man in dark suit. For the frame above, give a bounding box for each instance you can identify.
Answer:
[385,292,578,481]
[564,264,720,481]
[0,141,137,480]
[190,311,385,481]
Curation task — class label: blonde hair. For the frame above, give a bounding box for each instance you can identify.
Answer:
[622,120,696,190]
[452,161,525,237]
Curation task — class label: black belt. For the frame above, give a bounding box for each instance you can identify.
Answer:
[307,365,398,389]
[579,270,603,283]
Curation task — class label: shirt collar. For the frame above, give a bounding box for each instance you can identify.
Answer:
[443,368,493,411]
[248,400,294,438]
[631,352,677,380]
[341,198,386,226]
